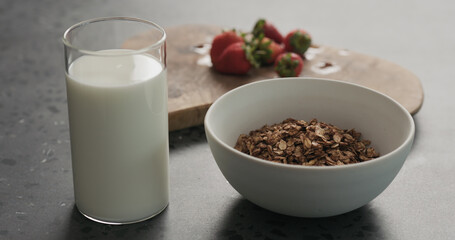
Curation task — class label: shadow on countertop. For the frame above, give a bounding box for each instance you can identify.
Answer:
[63,198,386,240]
[214,198,387,240]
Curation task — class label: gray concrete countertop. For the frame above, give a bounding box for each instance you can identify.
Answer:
[1,0,454,239]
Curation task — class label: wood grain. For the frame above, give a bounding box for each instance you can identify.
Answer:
[125,24,424,131]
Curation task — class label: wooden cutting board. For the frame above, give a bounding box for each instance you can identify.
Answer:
[124,24,424,131]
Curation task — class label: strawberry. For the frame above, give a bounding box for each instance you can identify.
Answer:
[256,37,284,65]
[210,30,243,65]
[252,19,284,44]
[284,29,312,55]
[213,42,259,75]
[274,52,304,77]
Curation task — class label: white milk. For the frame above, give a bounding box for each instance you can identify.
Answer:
[66,49,169,223]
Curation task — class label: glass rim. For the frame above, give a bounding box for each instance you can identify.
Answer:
[62,16,166,56]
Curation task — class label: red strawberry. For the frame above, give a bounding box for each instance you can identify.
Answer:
[274,52,304,77]
[257,37,284,65]
[284,29,312,55]
[210,30,243,65]
[213,42,258,75]
[252,19,284,44]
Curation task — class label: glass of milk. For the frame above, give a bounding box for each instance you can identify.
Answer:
[63,17,169,224]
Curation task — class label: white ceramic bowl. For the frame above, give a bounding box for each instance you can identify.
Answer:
[204,77,414,218]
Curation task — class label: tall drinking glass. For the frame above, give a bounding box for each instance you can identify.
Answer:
[63,17,168,224]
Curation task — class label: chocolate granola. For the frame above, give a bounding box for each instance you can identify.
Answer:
[234,118,380,166]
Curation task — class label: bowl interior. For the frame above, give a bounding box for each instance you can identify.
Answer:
[206,78,413,158]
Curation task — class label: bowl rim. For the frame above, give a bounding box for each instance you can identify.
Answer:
[204,77,415,171]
